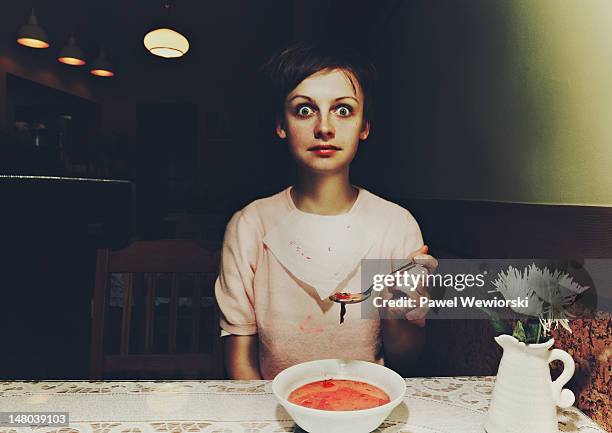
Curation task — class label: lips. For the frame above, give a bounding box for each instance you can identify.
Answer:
[308,144,341,151]
[309,144,340,157]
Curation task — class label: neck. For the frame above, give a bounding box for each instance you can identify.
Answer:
[292,169,358,215]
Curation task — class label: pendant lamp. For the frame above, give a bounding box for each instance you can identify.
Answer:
[17,8,49,48]
[90,48,114,77]
[143,3,189,58]
[144,28,189,58]
[58,33,86,66]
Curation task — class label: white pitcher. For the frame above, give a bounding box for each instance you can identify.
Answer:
[484,334,576,433]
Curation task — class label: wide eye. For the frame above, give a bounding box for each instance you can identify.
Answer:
[335,105,352,117]
[296,105,314,117]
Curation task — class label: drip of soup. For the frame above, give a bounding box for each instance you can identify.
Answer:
[288,379,390,411]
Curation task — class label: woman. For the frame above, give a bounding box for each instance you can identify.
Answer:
[215,41,436,379]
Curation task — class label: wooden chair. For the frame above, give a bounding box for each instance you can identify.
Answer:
[90,239,223,379]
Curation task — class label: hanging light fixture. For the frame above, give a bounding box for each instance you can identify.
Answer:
[143,3,189,58]
[17,8,49,48]
[144,28,189,58]
[58,33,86,66]
[90,48,114,77]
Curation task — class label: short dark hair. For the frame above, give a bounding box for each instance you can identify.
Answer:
[260,40,378,127]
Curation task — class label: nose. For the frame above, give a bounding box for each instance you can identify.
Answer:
[314,113,335,141]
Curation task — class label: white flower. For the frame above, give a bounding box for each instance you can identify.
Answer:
[491,265,544,316]
[492,263,588,337]
[539,317,572,337]
[528,264,589,309]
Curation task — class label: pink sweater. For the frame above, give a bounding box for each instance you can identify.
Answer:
[214,186,424,379]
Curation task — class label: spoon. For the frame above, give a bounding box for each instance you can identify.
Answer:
[329,261,424,305]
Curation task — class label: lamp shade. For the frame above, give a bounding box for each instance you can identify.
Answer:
[58,34,86,66]
[143,28,189,58]
[90,49,114,77]
[17,9,49,48]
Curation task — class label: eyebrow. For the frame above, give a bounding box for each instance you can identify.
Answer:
[288,95,360,103]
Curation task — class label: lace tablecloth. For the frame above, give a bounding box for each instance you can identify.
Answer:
[0,377,607,433]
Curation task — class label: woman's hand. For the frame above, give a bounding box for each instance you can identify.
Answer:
[412,245,439,273]
[387,245,439,327]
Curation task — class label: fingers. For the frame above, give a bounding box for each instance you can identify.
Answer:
[408,245,438,273]
[414,282,430,297]
[413,253,438,274]
[409,245,428,258]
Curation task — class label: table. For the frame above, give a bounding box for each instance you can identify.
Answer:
[0,377,607,433]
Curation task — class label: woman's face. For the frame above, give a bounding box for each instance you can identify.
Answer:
[276,68,370,175]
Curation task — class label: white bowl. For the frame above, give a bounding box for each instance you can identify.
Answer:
[272,359,406,433]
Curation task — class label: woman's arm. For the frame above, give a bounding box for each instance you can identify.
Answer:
[381,245,437,376]
[223,334,263,379]
[215,210,262,379]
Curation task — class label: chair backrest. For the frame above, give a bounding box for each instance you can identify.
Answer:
[90,239,223,379]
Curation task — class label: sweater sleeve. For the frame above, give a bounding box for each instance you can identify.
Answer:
[389,209,424,263]
[214,209,260,335]
[381,208,428,321]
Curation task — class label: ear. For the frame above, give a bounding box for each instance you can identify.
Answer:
[275,120,287,139]
[359,120,370,140]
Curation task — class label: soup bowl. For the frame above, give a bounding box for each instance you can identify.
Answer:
[272,359,406,433]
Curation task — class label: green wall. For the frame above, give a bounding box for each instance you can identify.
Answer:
[375,0,612,206]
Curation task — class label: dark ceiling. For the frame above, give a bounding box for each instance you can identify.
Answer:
[2,1,401,76]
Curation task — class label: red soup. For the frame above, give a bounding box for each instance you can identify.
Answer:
[288,379,390,411]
